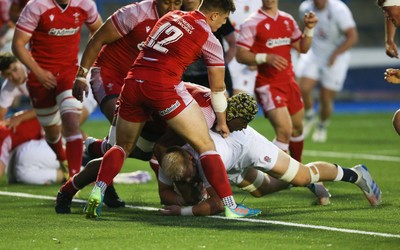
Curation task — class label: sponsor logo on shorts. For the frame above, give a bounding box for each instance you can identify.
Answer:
[159,100,181,116]
[263,156,271,163]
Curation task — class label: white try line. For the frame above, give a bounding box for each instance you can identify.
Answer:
[303,150,400,162]
[1,190,399,239]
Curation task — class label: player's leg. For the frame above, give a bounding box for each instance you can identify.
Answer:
[166,102,260,217]
[236,168,290,197]
[266,106,292,153]
[312,87,336,143]
[313,55,349,143]
[85,116,145,218]
[269,150,382,206]
[57,90,83,177]
[166,102,232,202]
[296,53,320,137]
[56,158,125,214]
[89,67,121,124]
[289,107,304,162]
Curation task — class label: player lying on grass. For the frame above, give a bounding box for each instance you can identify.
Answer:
[156,93,382,216]
[55,83,222,214]
[56,84,326,216]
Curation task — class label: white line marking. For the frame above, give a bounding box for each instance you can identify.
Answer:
[303,150,400,162]
[1,190,399,238]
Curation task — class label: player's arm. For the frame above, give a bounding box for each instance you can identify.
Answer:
[160,185,224,216]
[12,30,56,89]
[292,11,318,54]
[223,32,236,64]
[86,16,103,38]
[236,46,288,71]
[385,18,398,58]
[327,26,358,66]
[6,109,36,133]
[158,180,186,206]
[80,19,121,71]
[207,66,229,138]
[73,18,121,101]
[0,107,8,120]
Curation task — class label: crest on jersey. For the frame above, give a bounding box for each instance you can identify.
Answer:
[284,20,291,31]
[49,14,54,22]
[263,156,271,163]
[73,12,80,24]
[146,26,151,33]
[107,83,114,91]
[265,23,270,30]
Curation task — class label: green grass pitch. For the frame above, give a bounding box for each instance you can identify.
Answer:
[0,112,399,249]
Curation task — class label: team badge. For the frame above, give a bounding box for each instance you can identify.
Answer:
[263,156,271,163]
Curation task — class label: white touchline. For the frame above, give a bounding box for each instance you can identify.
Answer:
[1,190,399,239]
[304,150,400,162]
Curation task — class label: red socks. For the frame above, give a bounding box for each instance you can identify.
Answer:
[47,136,66,162]
[200,151,232,199]
[97,146,126,185]
[289,135,304,162]
[65,135,83,176]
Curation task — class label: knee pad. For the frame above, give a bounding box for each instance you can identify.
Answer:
[56,90,82,116]
[279,157,300,183]
[241,170,265,193]
[305,163,320,184]
[35,106,61,126]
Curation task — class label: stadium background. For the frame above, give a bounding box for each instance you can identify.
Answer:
[84,0,400,117]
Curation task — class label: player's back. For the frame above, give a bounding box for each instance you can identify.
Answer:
[127,10,215,85]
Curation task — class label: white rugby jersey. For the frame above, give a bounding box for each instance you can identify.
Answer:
[299,0,356,62]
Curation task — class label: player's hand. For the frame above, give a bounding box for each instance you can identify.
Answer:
[304,11,318,29]
[6,115,23,133]
[266,54,288,71]
[159,205,181,216]
[328,52,339,66]
[386,41,399,58]
[384,68,400,84]
[215,122,230,138]
[36,68,57,89]
[72,77,88,102]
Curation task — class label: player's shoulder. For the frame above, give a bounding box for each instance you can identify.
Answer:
[329,0,351,9]
[22,0,49,10]
[299,0,313,9]
[121,0,153,12]
[278,10,295,21]
[69,0,97,10]
[240,10,264,27]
